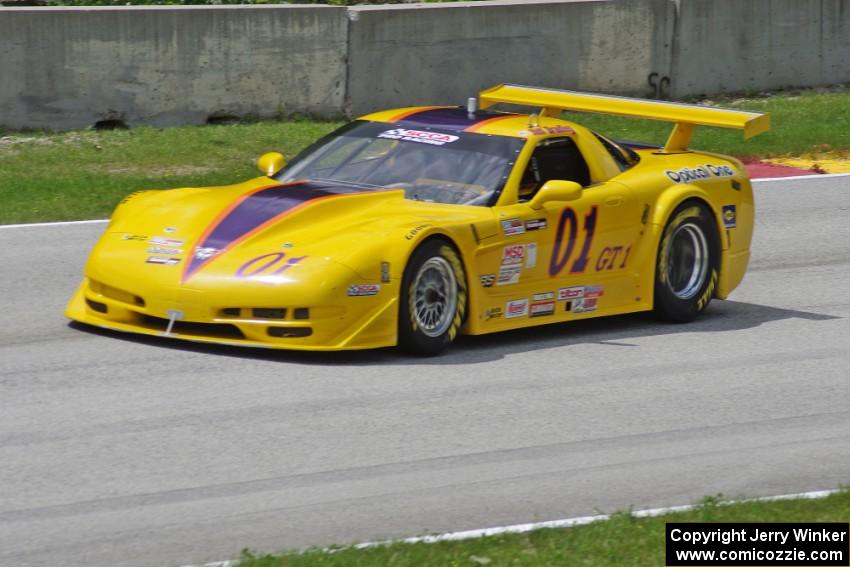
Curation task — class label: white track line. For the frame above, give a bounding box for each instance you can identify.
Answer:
[0,219,107,230]
[182,488,840,567]
[753,172,850,183]
[2,172,849,231]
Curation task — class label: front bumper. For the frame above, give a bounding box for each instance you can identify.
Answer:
[65,277,398,351]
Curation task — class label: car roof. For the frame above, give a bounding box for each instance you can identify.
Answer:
[358,106,582,139]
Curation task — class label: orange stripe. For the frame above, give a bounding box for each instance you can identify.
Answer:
[464,114,518,132]
[385,106,448,123]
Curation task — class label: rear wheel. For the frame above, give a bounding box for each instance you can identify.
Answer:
[398,240,467,355]
[654,202,719,322]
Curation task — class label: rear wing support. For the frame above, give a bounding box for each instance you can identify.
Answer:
[478,84,770,152]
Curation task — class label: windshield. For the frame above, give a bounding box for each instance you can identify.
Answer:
[276,120,524,206]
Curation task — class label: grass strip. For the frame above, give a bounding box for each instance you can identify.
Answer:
[0,120,342,224]
[232,489,850,567]
[2,88,849,224]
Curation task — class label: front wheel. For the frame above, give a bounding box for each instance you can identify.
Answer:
[654,202,720,322]
[398,240,468,355]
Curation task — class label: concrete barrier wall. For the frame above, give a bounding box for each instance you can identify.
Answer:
[346,0,675,116]
[1,0,850,130]
[671,0,850,97]
[0,5,348,130]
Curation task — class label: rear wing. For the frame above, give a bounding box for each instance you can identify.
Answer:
[478,84,770,152]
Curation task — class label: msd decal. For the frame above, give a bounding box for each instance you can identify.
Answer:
[505,298,529,319]
[378,129,459,146]
[501,244,526,265]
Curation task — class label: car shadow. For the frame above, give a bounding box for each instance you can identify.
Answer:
[68,299,840,367]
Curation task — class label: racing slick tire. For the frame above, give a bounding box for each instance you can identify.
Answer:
[398,239,468,356]
[653,201,720,323]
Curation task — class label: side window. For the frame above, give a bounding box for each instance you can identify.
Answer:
[519,137,591,202]
[592,132,640,172]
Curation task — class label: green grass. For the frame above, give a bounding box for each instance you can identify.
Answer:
[233,490,850,567]
[0,120,341,224]
[2,88,849,224]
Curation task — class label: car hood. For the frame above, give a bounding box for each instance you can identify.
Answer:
[92,179,485,289]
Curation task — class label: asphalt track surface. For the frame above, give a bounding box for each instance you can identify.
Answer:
[2,176,849,567]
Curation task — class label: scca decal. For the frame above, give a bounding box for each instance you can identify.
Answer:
[236,252,306,280]
[549,206,598,277]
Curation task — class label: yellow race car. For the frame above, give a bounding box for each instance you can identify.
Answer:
[66,85,769,355]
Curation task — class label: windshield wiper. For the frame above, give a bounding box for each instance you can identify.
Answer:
[309,177,383,189]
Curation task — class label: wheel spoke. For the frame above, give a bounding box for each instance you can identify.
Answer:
[666,223,709,300]
[410,255,459,338]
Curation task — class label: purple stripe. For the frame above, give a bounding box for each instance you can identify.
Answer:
[185,182,359,279]
[397,108,511,132]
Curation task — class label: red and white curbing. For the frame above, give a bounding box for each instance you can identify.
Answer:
[182,488,841,567]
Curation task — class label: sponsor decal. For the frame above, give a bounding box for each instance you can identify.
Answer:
[505,298,529,319]
[480,274,496,287]
[194,247,219,261]
[122,233,147,241]
[526,242,538,269]
[147,247,182,255]
[378,128,459,146]
[347,284,381,296]
[404,224,431,240]
[149,236,185,247]
[583,286,605,299]
[497,264,522,286]
[530,301,555,317]
[665,164,735,184]
[501,244,526,265]
[558,286,584,301]
[722,204,737,228]
[525,218,547,231]
[520,125,576,136]
[484,307,503,320]
[571,285,604,313]
[146,256,180,265]
[501,218,525,236]
[572,297,599,313]
[533,292,554,301]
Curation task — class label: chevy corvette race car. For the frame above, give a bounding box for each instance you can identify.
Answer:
[66,84,769,354]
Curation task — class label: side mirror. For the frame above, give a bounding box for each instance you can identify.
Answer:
[257,152,286,177]
[529,180,583,210]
